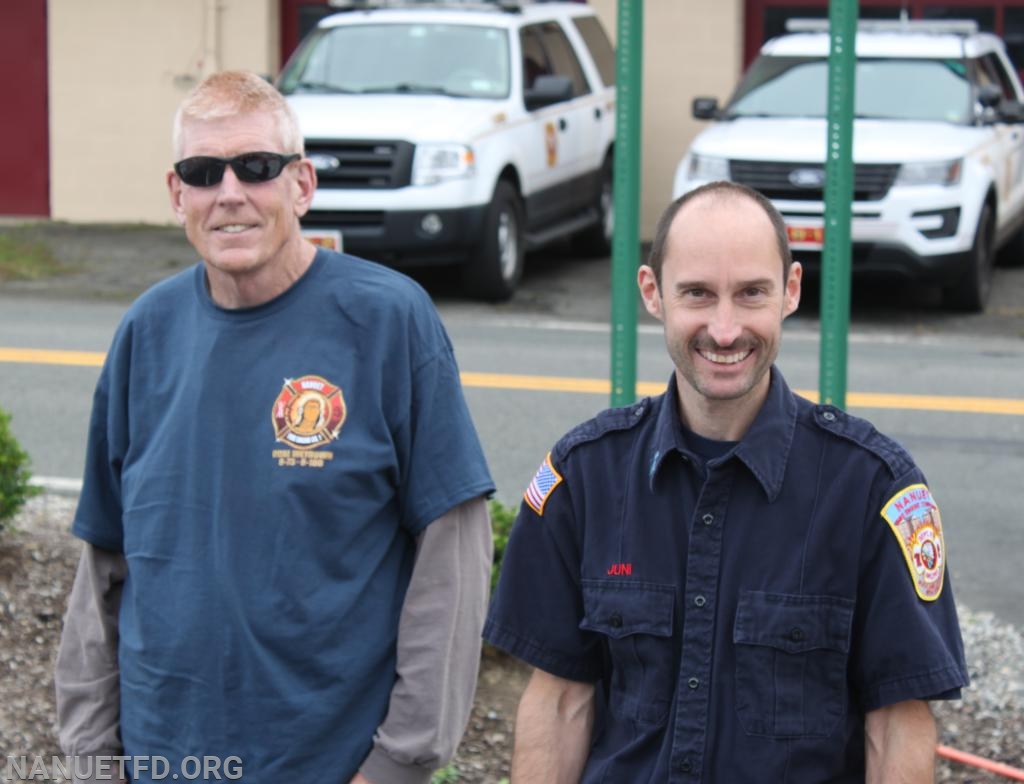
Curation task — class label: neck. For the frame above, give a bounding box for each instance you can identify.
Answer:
[675,370,770,442]
[206,237,316,309]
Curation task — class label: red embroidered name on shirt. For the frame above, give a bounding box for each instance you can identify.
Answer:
[606,563,632,576]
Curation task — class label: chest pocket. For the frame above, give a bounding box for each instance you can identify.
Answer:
[733,591,854,738]
[580,579,676,726]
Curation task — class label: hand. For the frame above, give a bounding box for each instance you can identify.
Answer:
[348,774,373,784]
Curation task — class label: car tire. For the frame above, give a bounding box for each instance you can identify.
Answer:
[572,155,614,258]
[462,181,524,301]
[943,203,994,312]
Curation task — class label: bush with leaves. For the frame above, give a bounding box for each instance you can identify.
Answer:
[488,498,517,594]
[0,407,39,531]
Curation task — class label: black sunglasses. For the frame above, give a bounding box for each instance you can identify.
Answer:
[174,152,301,187]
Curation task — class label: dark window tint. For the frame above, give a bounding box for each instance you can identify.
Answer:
[573,16,616,86]
[520,26,551,89]
[540,22,590,96]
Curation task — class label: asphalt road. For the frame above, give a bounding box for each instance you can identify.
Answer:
[1,230,1023,628]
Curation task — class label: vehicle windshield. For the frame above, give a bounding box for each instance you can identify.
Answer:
[725,56,973,124]
[279,23,510,99]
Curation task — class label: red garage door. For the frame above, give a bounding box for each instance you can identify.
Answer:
[0,0,49,216]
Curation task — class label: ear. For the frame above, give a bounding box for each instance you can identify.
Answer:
[638,265,664,321]
[783,260,802,318]
[167,169,187,226]
[292,159,318,218]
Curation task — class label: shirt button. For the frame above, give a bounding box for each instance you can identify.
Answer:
[702,513,714,526]
[680,759,693,773]
[610,613,623,629]
[790,627,805,642]
[823,410,836,421]
[694,595,707,608]
[687,677,700,690]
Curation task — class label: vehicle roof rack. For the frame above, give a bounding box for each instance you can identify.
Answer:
[327,0,526,10]
[785,17,979,36]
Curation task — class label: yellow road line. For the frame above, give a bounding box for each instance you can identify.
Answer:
[0,347,106,367]
[461,371,1024,417]
[4,350,1023,417]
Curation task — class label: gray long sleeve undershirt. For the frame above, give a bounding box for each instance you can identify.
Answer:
[55,495,493,784]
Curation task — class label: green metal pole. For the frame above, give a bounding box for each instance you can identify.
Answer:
[819,0,858,409]
[610,0,642,407]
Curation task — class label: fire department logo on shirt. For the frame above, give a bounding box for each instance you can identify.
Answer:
[881,483,945,601]
[271,375,346,467]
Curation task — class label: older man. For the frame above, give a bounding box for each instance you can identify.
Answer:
[56,70,494,784]
[485,181,968,783]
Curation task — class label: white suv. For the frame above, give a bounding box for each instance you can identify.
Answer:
[278,0,616,300]
[673,19,1024,311]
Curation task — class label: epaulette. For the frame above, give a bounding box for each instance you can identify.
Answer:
[552,397,653,462]
[811,404,915,479]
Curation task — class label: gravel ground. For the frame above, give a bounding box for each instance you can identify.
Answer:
[1,493,1021,783]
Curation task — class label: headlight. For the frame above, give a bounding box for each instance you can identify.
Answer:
[687,153,730,181]
[412,144,475,186]
[896,159,962,187]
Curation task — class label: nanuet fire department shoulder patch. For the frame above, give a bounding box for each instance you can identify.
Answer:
[880,483,946,601]
[524,452,563,516]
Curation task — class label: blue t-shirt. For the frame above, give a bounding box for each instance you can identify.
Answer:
[74,250,494,782]
[485,369,967,783]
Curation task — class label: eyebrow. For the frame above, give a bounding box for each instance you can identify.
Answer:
[673,277,777,294]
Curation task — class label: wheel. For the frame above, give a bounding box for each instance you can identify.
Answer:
[572,155,614,258]
[462,181,524,301]
[943,203,994,312]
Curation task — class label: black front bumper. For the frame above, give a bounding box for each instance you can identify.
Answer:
[793,243,971,286]
[301,205,488,267]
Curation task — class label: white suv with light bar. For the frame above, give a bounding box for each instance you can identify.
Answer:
[672,18,1024,311]
[279,0,616,300]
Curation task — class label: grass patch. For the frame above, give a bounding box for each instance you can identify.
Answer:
[0,234,66,282]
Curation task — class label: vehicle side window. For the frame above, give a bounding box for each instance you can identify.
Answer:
[540,22,591,97]
[981,53,1018,100]
[573,16,616,87]
[520,26,552,90]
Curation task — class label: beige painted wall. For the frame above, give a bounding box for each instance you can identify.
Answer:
[48,0,278,224]
[589,0,743,238]
[47,0,743,238]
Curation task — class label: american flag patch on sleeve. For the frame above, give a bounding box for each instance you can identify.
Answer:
[524,452,564,516]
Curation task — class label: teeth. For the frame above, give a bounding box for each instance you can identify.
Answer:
[219,224,250,233]
[701,349,751,365]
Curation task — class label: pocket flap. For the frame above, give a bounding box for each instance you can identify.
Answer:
[733,591,853,654]
[580,579,674,640]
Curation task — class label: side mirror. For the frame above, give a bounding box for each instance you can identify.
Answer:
[977,84,1003,109]
[692,96,720,120]
[525,75,574,111]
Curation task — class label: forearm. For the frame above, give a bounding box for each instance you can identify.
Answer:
[360,496,493,784]
[511,668,595,784]
[865,699,937,784]
[55,544,127,783]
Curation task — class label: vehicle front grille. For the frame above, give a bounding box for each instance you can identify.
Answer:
[729,160,900,202]
[305,139,414,189]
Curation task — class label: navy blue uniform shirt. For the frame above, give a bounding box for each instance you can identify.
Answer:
[485,368,967,783]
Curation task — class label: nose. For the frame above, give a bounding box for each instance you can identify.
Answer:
[215,166,247,204]
[706,301,742,347]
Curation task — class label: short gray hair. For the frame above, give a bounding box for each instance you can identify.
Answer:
[172,70,304,158]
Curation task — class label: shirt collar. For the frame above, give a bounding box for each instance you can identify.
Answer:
[647,368,798,501]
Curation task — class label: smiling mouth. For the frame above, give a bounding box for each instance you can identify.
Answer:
[216,224,256,234]
[698,348,753,365]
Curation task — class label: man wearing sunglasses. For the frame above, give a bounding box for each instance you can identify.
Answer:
[56,70,495,784]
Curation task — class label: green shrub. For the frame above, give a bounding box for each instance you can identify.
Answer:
[0,408,40,530]
[489,498,517,594]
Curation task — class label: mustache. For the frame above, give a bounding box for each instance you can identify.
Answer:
[693,338,758,353]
